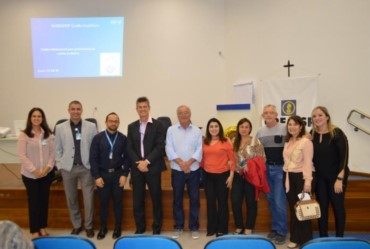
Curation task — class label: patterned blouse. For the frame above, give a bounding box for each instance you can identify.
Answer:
[234,136,265,174]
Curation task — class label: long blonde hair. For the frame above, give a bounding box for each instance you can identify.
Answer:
[311,106,337,139]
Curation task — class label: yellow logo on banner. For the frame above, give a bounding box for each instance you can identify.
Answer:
[281,100,296,116]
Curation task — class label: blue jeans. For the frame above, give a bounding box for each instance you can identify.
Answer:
[266,164,288,236]
[171,168,200,230]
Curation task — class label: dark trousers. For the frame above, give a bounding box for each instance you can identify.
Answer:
[22,170,54,233]
[284,172,313,245]
[315,175,347,237]
[97,170,124,229]
[231,173,258,230]
[132,172,162,232]
[171,168,200,231]
[204,171,230,235]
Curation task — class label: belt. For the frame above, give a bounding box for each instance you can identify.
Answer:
[100,167,122,173]
[266,161,284,166]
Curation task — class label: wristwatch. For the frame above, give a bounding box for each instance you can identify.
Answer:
[337,176,343,181]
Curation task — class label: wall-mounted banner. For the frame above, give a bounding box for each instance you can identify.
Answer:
[262,76,319,129]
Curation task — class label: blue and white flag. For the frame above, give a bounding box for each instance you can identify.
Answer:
[262,76,319,129]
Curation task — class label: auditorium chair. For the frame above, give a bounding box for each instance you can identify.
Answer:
[114,234,182,249]
[301,237,370,249]
[85,118,98,130]
[33,235,96,249]
[204,234,276,249]
[157,116,172,133]
[157,116,172,157]
[53,119,68,134]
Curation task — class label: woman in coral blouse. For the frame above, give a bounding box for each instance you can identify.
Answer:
[201,118,235,237]
[17,107,55,238]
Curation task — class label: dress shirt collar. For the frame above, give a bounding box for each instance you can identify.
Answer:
[70,119,82,127]
[140,116,153,125]
[176,123,193,130]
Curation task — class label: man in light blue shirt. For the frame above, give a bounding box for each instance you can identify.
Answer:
[165,105,202,240]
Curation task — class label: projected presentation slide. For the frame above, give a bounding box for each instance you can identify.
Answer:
[31,17,124,78]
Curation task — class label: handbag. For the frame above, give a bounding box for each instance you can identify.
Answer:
[295,192,321,221]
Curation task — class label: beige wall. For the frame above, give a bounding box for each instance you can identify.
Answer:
[0,0,369,172]
[223,0,370,173]
[0,0,225,131]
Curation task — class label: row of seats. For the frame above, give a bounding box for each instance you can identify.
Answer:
[33,234,370,249]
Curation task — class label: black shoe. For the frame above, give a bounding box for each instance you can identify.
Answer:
[71,227,83,235]
[86,229,95,238]
[97,228,107,240]
[134,229,145,234]
[153,229,161,235]
[112,229,121,239]
[206,232,215,236]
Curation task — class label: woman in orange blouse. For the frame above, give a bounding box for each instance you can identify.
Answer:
[201,118,235,237]
[17,107,55,239]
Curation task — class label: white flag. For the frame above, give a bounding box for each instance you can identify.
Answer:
[262,76,319,128]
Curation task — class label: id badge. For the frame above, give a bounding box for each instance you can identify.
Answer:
[109,151,113,159]
[76,132,81,140]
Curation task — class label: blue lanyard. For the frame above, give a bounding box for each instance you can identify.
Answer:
[104,130,118,154]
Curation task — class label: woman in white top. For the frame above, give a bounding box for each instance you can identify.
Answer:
[283,115,314,248]
[17,107,55,239]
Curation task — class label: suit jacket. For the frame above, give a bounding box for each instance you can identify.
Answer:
[55,119,98,171]
[127,118,166,176]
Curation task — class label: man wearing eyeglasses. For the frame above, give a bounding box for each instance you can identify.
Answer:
[90,112,130,240]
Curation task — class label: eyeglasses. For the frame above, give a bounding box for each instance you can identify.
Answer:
[178,112,190,116]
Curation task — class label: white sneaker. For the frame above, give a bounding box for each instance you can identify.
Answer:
[287,242,298,248]
[172,229,183,239]
[191,230,200,240]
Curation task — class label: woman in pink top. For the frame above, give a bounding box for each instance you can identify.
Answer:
[202,118,235,237]
[283,115,314,248]
[17,107,55,239]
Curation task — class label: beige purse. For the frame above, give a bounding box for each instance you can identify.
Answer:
[295,192,321,221]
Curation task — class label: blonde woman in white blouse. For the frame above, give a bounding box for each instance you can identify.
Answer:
[17,107,55,239]
[283,115,314,249]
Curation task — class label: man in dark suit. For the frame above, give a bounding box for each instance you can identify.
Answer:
[127,96,166,235]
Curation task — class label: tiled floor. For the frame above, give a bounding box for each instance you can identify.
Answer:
[5,163,288,248]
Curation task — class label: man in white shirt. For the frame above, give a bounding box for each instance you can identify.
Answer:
[165,105,202,240]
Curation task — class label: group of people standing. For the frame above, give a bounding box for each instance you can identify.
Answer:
[17,98,349,249]
[18,97,167,240]
[258,104,349,248]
